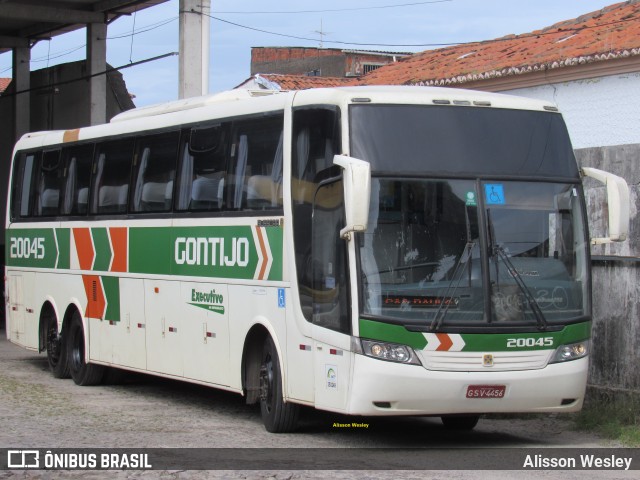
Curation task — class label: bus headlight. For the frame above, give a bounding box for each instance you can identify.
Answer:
[551,340,589,363]
[359,339,421,365]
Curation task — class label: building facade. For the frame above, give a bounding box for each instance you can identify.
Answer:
[250,47,410,78]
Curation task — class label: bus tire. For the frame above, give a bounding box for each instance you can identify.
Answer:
[44,312,69,379]
[441,415,480,430]
[67,311,105,386]
[259,336,299,433]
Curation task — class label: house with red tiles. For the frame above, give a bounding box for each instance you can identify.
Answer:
[236,73,353,91]
[0,78,10,94]
[358,0,640,152]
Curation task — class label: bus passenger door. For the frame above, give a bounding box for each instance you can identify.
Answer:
[145,280,183,377]
[181,282,230,386]
[311,178,352,412]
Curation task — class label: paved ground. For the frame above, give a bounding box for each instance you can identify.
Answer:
[0,329,635,479]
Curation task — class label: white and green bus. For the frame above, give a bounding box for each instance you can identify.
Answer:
[4,86,629,432]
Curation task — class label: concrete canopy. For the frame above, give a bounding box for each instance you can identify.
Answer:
[0,0,170,54]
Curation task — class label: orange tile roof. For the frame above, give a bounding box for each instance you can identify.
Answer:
[251,73,355,90]
[359,0,640,87]
[0,78,11,93]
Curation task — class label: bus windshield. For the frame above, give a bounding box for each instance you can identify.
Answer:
[359,179,589,328]
[352,104,589,329]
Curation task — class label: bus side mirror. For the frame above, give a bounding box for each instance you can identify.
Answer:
[582,167,630,245]
[333,155,371,240]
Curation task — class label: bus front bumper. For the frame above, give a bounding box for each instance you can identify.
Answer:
[345,353,588,416]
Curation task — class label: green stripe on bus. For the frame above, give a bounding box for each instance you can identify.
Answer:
[359,318,591,352]
[359,319,428,350]
[128,227,173,275]
[92,228,112,271]
[102,276,120,322]
[6,228,58,268]
[455,322,591,351]
[128,225,283,281]
[8,225,284,282]
[55,228,70,269]
[265,226,283,281]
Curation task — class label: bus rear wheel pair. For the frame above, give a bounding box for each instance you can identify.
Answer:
[44,310,69,379]
[44,309,104,385]
[58,311,105,386]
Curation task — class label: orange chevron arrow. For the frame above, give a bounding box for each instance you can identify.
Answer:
[436,333,453,351]
[82,275,106,319]
[73,228,94,271]
[109,227,127,272]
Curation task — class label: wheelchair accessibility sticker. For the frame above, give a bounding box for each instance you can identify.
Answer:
[485,184,505,205]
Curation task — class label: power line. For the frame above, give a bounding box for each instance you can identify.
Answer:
[107,17,177,40]
[201,11,640,49]
[32,45,86,64]
[212,0,452,14]
[1,16,177,74]
[202,12,457,48]
[1,52,177,98]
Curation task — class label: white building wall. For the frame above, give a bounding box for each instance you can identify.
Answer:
[505,72,640,399]
[504,72,640,149]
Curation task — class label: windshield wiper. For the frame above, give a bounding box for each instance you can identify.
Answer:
[487,209,548,331]
[429,240,475,331]
[430,205,476,331]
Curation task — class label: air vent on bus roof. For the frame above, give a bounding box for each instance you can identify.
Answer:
[110,89,282,123]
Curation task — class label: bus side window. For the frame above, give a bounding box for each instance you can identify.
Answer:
[176,123,229,212]
[230,115,284,211]
[91,139,135,215]
[131,131,179,213]
[61,144,94,216]
[11,151,39,220]
[32,150,63,217]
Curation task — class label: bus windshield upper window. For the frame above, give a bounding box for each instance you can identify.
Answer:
[350,105,578,179]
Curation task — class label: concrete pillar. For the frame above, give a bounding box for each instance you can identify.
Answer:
[13,46,30,140]
[87,22,107,125]
[179,0,210,99]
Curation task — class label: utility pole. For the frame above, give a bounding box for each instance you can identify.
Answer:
[179,0,210,99]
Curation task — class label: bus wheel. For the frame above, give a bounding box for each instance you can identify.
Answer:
[259,336,299,433]
[45,313,69,379]
[441,415,480,430]
[67,311,105,386]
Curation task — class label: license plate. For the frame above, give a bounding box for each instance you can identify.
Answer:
[466,385,506,399]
